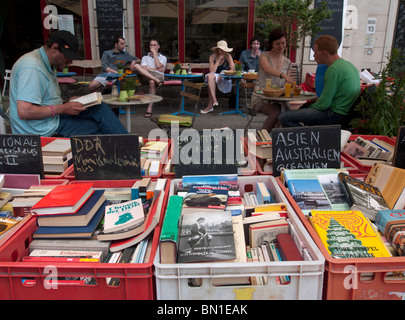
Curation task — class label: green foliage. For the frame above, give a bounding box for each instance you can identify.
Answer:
[350,49,405,137]
[255,0,332,53]
[121,77,138,91]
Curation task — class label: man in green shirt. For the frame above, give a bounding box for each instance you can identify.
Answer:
[279,35,360,127]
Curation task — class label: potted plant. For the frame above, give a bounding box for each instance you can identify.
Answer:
[121,76,138,97]
[114,60,125,75]
[234,60,242,76]
[350,49,405,137]
[173,62,182,74]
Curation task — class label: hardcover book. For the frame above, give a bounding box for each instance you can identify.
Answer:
[33,200,108,239]
[37,190,106,227]
[30,183,94,215]
[375,209,405,254]
[283,168,350,215]
[177,210,236,263]
[248,218,288,248]
[309,210,391,258]
[338,172,389,221]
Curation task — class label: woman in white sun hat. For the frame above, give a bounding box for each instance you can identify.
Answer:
[201,40,235,114]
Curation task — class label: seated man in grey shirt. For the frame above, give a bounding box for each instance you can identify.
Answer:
[89,36,164,92]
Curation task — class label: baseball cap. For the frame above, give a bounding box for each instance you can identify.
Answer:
[49,30,81,60]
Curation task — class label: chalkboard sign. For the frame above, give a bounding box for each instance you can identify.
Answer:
[173,129,243,178]
[96,0,123,57]
[271,125,341,177]
[71,134,141,180]
[0,134,44,178]
[393,126,405,169]
[311,0,345,54]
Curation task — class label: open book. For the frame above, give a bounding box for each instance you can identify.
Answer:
[71,92,103,108]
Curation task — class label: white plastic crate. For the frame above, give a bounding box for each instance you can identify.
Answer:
[154,175,325,300]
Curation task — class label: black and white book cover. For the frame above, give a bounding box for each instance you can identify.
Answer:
[177,210,236,263]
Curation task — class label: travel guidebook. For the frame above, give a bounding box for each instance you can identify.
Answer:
[309,210,391,258]
[283,169,350,215]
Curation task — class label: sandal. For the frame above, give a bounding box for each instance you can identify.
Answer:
[144,112,152,118]
[157,80,164,88]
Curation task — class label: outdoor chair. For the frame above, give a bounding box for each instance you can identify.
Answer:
[150,80,203,138]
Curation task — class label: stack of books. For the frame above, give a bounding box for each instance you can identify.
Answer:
[247,129,272,173]
[30,183,108,239]
[342,136,394,164]
[42,139,72,174]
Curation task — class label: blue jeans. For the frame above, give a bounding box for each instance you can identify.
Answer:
[55,103,128,137]
[278,107,348,128]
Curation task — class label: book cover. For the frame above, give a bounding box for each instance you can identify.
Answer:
[181,174,238,189]
[109,189,166,252]
[276,233,303,261]
[283,168,350,215]
[339,172,389,221]
[30,183,94,215]
[182,185,229,213]
[159,195,183,264]
[103,198,145,234]
[309,210,391,258]
[37,190,106,227]
[177,210,236,263]
[256,182,274,204]
[0,217,21,236]
[365,163,405,209]
[248,218,288,248]
[33,200,107,239]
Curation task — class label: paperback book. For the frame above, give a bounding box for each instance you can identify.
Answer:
[182,184,229,213]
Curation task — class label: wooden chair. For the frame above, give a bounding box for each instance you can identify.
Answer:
[150,80,203,138]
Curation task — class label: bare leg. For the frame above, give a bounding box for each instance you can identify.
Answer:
[145,79,156,116]
[133,64,162,86]
[260,102,282,131]
[89,80,102,92]
[203,73,218,112]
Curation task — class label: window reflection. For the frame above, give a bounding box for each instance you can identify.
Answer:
[185,0,249,62]
[140,0,178,62]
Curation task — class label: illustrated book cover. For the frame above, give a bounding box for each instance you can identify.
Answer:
[177,210,236,263]
[338,172,389,221]
[103,198,144,234]
[309,210,391,258]
[375,209,405,254]
[182,184,229,213]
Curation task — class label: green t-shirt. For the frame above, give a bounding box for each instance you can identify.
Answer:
[311,58,360,115]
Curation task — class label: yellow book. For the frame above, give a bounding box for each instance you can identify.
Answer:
[309,210,391,258]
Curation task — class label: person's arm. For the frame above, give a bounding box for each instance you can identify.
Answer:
[227,53,235,71]
[208,54,218,73]
[150,47,164,71]
[17,100,85,119]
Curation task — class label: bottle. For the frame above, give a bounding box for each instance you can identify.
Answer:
[111,85,119,97]
[254,81,260,93]
[188,66,192,74]
[170,66,174,74]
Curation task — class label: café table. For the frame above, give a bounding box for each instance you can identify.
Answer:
[97,72,138,92]
[57,71,77,77]
[103,94,163,133]
[252,91,317,111]
[164,73,203,116]
[219,74,245,118]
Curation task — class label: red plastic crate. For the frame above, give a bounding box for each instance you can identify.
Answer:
[65,139,171,180]
[0,181,170,300]
[341,135,396,174]
[275,176,405,300]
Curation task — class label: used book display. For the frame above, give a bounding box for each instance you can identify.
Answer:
[158,175,312,289]
[42,139,72,174]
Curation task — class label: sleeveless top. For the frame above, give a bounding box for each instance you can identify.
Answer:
[257,51,291,89]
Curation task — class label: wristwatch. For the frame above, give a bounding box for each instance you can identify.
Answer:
[279,73,284,79]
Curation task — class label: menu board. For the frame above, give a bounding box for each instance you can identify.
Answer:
[71,134,141,180]
[0,134,44,177]
[96,0,123,57]
[271,125,341,177]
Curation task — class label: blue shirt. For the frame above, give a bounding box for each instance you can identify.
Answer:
[239,49,261,72]
[9,47,61,136]
[101,49,138,72]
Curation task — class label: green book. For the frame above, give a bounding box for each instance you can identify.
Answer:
[159,195,184,264]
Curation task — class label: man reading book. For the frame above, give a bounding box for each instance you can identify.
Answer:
[9,30,128,137]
